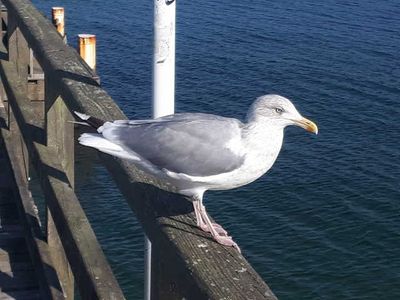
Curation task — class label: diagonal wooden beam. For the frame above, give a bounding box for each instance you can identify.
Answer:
[0,58,125,300]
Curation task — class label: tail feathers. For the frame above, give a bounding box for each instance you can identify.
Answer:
[79,133,123,151]
[79,133,176,176]
[68,120,91,126]
[78,133,141,161]
[74,111,105,129]
[74,111,90,120]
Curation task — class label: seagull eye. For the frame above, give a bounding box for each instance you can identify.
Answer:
[275,107,284,114]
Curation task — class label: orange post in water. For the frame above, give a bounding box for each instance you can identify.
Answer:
[51,7,65,37]
[78,34,96,71]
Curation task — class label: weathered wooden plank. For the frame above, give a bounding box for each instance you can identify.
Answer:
[1,5,8,46]
[1,125,65,299]
[0,289,41,300]
[0,260,34,273]
[7,9,28,81]
[45,47,75,299]
[0,149,43,298]
[2,99,62,299]
[0,269,38,291]
[27,79,44,101]
[0,250,30,262]
[2,0,124,120]
[6,8,31,188]
[0,143,12,188]
[28,49,44,80]
[0,125,52,299]
[46,211,73,299]
[0,58,125,299]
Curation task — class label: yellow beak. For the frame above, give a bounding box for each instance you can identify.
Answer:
[295,117,318,134]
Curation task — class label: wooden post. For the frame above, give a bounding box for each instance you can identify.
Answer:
[8,13,29,82]
[0,6,8,111]
[7,12,30,180]
[45,76,75,299]
[51,7,65,38]
[151,240,184,300]
[1,4,7,48]
[78,34,96,71]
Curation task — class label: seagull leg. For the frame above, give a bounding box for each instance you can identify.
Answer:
[200,204,228,236]
[193,196,240,252]
[193,201,227,236]
[200,207,241,253]
[193,200,204,227]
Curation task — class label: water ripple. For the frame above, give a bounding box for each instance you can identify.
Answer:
[30,0,400,299]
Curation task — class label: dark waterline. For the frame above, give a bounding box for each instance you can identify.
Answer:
[31,1,400,299]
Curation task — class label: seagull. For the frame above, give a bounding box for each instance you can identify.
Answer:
[75,95,318,252]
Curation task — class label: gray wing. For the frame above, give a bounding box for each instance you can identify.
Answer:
[100,113,245,177]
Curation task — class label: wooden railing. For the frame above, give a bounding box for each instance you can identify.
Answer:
[0,0,277,299]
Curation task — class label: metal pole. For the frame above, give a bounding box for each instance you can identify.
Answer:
[144,237,152,300]
[152,0,176,117]
[145,0,176,299]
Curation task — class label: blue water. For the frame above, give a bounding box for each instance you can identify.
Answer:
[32,1,400,299]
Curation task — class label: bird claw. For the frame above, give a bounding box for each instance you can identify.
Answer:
[193,201,240,252]
[214,235,241,253]
[199,222,228,236]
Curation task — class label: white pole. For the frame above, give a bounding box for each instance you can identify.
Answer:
[152,0,176,117]
[145,1,176,299]
[144,238,152,300]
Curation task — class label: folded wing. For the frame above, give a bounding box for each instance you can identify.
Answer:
[99,113,245,177]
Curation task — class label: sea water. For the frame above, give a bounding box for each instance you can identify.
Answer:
[31,1,400,299]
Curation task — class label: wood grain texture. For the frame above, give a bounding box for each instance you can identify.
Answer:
[1,108,64,299]
[0,134,42,298]
[46,74,75,299]
[0,57,125,299]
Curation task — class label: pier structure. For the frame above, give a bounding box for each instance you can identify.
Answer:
[0,0,277,299]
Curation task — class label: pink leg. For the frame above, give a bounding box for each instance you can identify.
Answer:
[193,201,228,236]
[193,200,240,252]
[200,207,241,253]
[193,200,203,227]
[200,204,228,236]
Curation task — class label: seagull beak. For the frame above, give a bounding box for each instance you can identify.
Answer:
[294,117,318,135]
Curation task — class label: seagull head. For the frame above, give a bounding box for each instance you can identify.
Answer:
[247,94,318,134]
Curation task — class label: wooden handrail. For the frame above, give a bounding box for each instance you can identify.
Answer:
[0,0,277,299]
